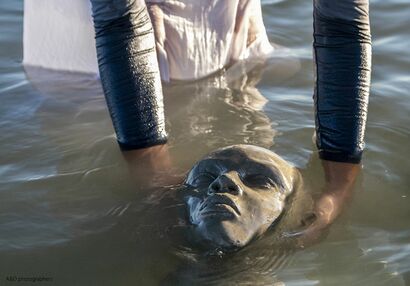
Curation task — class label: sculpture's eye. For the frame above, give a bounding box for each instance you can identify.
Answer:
[242,174,276,189]
[190,172,216,187]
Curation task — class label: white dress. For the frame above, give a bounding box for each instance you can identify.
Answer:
[23,0,273,82]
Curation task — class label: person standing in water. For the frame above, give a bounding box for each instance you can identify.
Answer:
[89,0,371,238]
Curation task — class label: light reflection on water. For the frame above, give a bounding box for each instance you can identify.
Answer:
[0,0,409,285]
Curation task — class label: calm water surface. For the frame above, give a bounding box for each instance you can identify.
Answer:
[0,0,409,285]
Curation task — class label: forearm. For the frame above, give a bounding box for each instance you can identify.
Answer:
[90,0,167,150]
[313,0,372,163]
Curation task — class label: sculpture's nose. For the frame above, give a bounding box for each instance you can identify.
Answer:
[208,172,242,196]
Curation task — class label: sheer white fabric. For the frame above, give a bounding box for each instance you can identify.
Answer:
[146,0,273,81]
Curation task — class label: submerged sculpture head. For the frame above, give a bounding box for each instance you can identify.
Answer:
[184,145,299,249]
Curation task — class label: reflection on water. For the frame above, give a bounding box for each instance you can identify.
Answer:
[0,0,410,285]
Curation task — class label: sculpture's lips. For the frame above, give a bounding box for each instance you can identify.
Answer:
[199,195,240,218]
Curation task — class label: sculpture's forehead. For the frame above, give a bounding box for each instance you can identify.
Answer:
[206,145,288,167]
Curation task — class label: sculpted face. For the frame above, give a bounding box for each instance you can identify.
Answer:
[184,145,298,249]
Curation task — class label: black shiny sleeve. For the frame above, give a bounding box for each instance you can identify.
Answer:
[313,0,372,163]
[90,0,167,150]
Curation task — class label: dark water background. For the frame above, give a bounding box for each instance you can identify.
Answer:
[0,0,409,285]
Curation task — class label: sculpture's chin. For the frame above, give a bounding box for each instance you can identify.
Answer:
[196,219,253,249]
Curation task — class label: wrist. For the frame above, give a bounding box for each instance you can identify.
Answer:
[321,160,361,188]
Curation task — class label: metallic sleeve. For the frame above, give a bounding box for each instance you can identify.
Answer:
[90,0,167,150]
[313,0,372,163]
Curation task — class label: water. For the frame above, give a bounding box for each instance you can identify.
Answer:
[0,0,409,285]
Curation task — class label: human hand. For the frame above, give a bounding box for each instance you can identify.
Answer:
[295,161,361,247]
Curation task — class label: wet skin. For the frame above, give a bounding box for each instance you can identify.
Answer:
[184,145,300,249]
